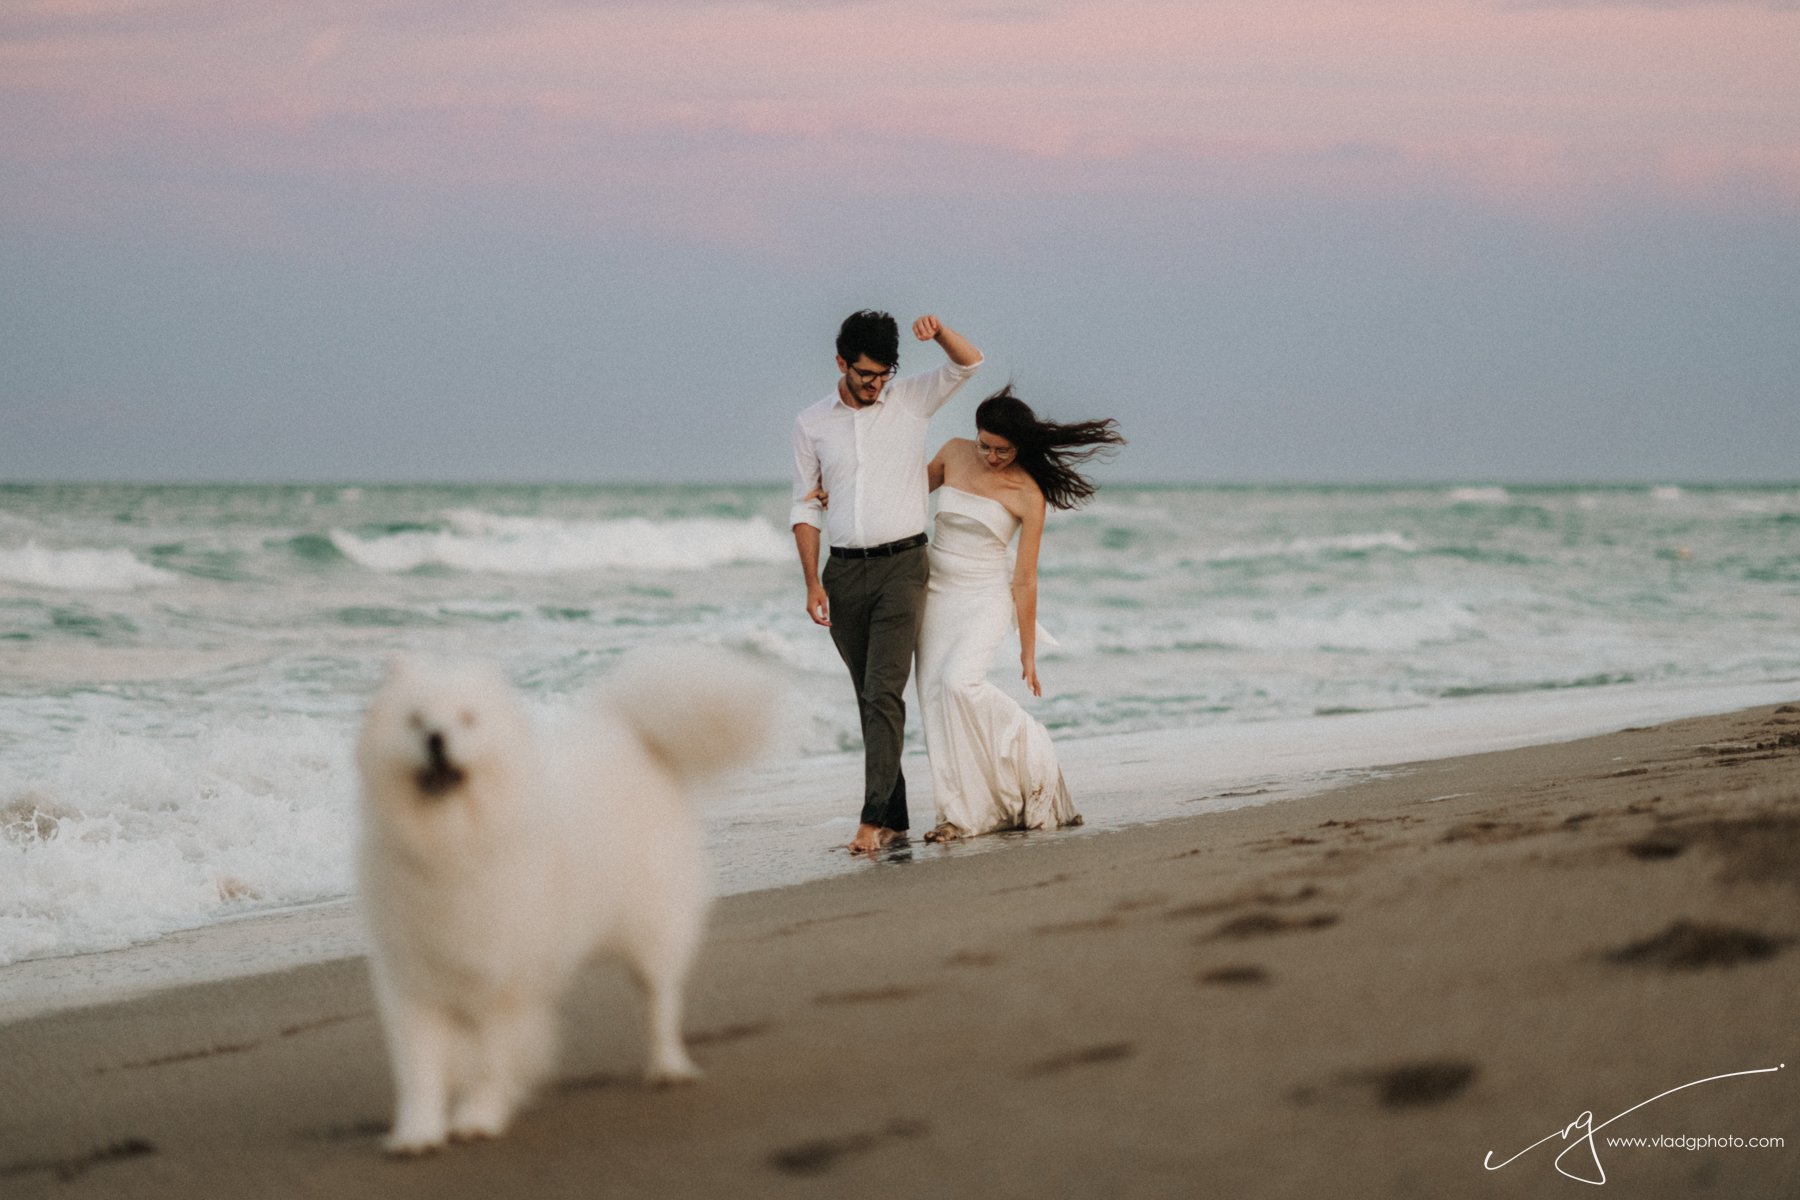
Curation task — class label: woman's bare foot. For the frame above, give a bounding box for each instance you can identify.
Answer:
[923,823,963,844]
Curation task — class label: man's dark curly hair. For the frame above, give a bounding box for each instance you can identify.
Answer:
[836,310,900,369]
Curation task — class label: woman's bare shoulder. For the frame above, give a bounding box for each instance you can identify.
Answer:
[932,436,974,459]
[997,470,1044,521]
[1009,469,1045,501]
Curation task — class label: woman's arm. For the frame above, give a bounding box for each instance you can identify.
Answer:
[927,440,956,493]
[1011,487,1048,697]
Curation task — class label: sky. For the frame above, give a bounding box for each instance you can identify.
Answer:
[2,0,1796,484]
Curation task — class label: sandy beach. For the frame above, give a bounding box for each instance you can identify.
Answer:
[3,701,1797,1197]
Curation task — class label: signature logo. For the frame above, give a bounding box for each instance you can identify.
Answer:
[1483,1063,1784,1185]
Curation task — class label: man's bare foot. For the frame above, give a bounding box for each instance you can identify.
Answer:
[848,823,890,854]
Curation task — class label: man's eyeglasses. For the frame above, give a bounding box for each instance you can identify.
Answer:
[846,362,897,386]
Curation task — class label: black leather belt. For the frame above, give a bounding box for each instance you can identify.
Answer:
[830,533,928,559]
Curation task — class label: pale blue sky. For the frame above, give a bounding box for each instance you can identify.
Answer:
[3,0,1796,483]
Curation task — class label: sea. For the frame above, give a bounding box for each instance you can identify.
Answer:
[3,481,1798,970]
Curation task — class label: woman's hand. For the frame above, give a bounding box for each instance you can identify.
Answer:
[1021,651,1041,698]
[804,486,829,508]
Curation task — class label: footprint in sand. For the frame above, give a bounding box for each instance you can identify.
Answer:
[279,1012,370,1038]
[1692,813,1800,887]
[686,1020,775,1046]
[1291,1060,1478,1110]
[1204,912,1339,941]
[945,949,1002,968]
[1164,884,1324,922]
[1032,915,1122,936]
[770,908,888,938]
[1252,835,1323,851]
[299,1119,390,1143]
[100,1013,371,1075]
[1198,965,1271,986]
[1604,920,1792,971]
[0,1139,157,1183]
[555,1071,631,1093]
[1440,820,1545,845]
[814,984,926,1006]
[991,872,1077,895]
[1369,1062,1479,1107]
[100,1041,260,1074]
[768,1119,928,1176]
[1624,834,1686,860]
[1016,1042,1136,1079]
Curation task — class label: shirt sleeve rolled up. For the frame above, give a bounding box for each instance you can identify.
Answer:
[886,354,984,419]
[789,413,824,531]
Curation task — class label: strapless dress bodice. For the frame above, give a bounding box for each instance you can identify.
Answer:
[932,486,1018,553]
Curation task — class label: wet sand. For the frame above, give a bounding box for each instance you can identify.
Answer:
[3,702,1797,1197]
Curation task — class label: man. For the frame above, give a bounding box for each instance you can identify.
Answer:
[791,309,983,854]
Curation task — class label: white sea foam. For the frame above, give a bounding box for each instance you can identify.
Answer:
[0,542,174,590]
[0,712,355,967]
[1208,602,1479,654]
[1070,595,1480,656]
[1651,485,1686,502]
[329,510,792,575]
[1447,486,1511,504]
[1201,531,1419,564]
[1069,498,1181,526]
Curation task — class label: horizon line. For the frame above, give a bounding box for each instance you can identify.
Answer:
[4,477,1798,491]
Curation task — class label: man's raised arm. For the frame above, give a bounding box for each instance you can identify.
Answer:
[912,314,981,367]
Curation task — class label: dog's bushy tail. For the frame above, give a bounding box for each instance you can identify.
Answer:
[603,646,778,780]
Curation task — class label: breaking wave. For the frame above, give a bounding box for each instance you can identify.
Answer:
[329,509,793,575]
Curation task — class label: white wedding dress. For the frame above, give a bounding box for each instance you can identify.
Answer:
[915,486,1081,839]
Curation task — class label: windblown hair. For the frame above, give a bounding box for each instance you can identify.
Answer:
[835,310,900,369]
[975,386,1125,511]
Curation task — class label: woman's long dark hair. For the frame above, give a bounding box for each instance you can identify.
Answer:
[975,385,1125,511]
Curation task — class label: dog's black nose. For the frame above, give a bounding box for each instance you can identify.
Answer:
[416,730,466,797]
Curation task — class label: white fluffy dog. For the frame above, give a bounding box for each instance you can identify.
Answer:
[355,649,771,1155]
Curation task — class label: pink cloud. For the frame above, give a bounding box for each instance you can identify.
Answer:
[3,0,1795,246]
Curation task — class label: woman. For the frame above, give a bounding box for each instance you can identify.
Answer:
[914,386,1124,843]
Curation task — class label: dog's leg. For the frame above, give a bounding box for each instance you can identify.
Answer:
[379,991,455,1155]
[449,999,554,1141]
[629,937,702,1085]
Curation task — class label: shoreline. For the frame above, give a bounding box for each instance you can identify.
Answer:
[5,676,1798,1026]
[2,699,1795,1195]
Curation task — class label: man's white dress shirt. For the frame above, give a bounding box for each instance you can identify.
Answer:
[789,357,982,549]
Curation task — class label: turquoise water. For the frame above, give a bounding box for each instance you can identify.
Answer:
[2,482,1797,964]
